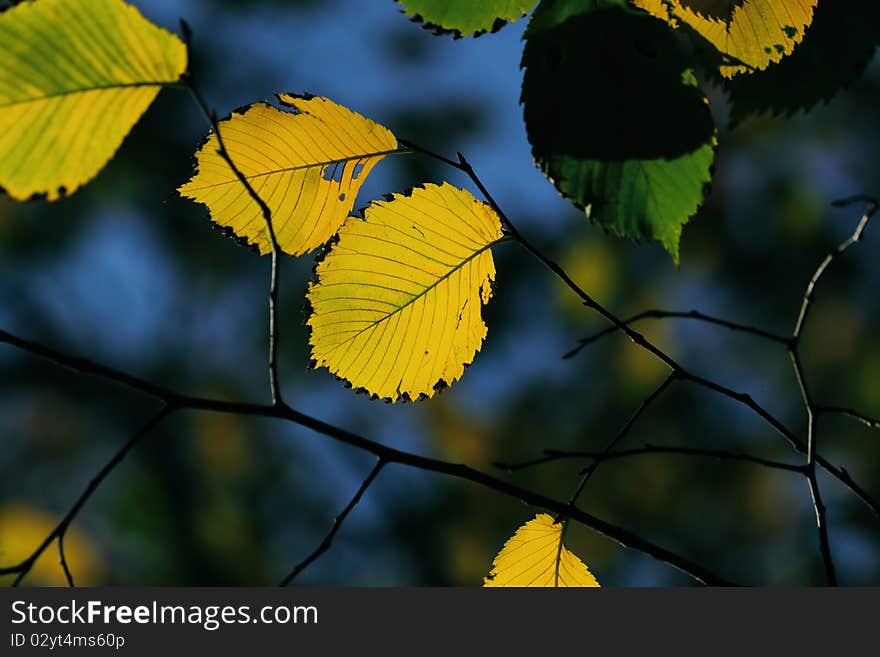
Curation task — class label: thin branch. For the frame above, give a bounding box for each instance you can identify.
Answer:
[496,445,806,474]
[816,405,880,430]
[0,406,172,585]
[781,199,876,586]
[57,534,75,587]
[280,459,386,586]
[674,355,880,518]
[404,143,879,585]
[181,71,284,407]
[793,199,876,340]
[0,333,730,586]
[564,309,791,359]
[563,372,677,514]
[789,348,836,585]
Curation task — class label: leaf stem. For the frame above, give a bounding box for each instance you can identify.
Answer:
[180,69,285,408]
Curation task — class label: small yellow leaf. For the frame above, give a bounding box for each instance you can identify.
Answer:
[634,0,818,78]
[179,94,399,256]
[307,183,503,401]
[484,514,600,587]
[0,0,187,200]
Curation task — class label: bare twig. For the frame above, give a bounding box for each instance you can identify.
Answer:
[496,445,806,474]
[57,534,75,587]
[0,406,172,586]
[0,331,731,586]
[280,459,386,586]
[816,405,880,430]
[181,71,284,407]
[562,372,678,515]
[792,200,876,339]
[564,309,790,359]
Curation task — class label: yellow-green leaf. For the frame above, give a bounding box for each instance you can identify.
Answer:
[307,183,503,402]
[396,0,538,37]
[0,0,187,200]
[633,0,818,78]
[179,94,400,257]
[484,514,600,587]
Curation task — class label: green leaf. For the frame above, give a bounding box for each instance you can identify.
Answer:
[725,0,880,124]
[395,0,538,37]
[0,0,187,201]
[522,0,717,263]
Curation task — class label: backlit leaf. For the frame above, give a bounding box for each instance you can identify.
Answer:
[484,514,600,587]
[396,0,538,37]
[307,183,503,402]
[725,0,880,123]
[0,0,187,201]
[522,0,717,263]
[179,94,399,256]
[633,0,818,78]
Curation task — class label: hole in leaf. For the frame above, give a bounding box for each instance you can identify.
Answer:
[323,162,344,183]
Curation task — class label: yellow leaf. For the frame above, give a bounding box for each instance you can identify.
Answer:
[179,94,400,256]
[0,0,187,200]
[633,0,818,78]
[484,514,600,587]
[307,183,503,401]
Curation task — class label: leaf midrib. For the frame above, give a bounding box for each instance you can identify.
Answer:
[0,80,173,110]
[182,149,407,192]
[320,239,501,355]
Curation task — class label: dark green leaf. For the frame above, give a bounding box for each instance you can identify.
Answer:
[395,0,538,38]
[522,0,717,262]
[726,0,880,124]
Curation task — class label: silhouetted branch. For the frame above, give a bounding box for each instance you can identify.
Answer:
[564,372,678,512]
[280,459,386,586]
[182,66,284,407]
[0,332,731,586]
[816,405,880,430]
[564,309,790,359]
[495,444,805,474]
[57,534,75,587]
[793,199,876,339]
[405,141,879,585]
[783,198,876,585]
[0,406,172,586]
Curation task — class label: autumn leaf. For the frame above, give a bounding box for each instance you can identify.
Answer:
[307,183,503,402]
[396,0,538,37]
[484,514,600,587]
[179,94,400,257]
[0,0,187,201]
[633,0,819,78]
[522,0,716,263]
[725,0,880,124]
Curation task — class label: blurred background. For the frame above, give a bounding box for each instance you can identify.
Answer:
[1,0,878,586]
